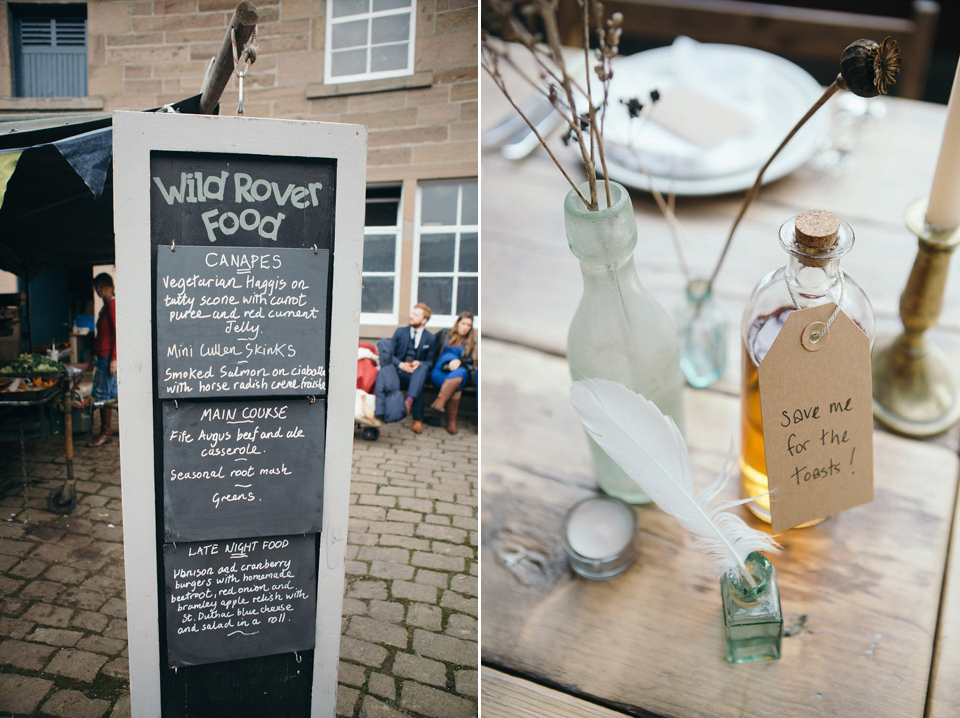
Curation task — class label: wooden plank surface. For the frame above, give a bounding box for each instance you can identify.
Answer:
[929,488,960,718]
[480,338,960,718]
[481,667,630,718]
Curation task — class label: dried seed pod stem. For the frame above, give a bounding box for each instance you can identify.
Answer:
[495,48,584,133]
[707,80,842,288]
[590,0,619,204]
[637,161,691,282]
[706,37,900,290]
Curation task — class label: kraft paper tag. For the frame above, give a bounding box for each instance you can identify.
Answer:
[646,86,751,148]
[758,303,874,531]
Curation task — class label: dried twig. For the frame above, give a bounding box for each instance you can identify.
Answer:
[481,0,622,211]
[484,46,590,206]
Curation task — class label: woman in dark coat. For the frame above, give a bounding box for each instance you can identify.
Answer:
[428,312,476,434]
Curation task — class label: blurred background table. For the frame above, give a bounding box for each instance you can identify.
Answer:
[481,49,960,717]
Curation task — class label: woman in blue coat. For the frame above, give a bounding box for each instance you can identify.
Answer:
[429,312,476,434]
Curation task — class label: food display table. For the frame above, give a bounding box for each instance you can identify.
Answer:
[0,366,93,514]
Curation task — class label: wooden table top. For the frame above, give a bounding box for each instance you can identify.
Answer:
[480,50,960,717]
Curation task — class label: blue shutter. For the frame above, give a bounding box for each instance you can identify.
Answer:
[13,11,88,98]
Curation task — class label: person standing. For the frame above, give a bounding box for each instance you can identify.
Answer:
[87,272,118,447]
[389,303,435,434]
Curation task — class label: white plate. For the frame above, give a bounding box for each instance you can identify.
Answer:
[587,42,831,196]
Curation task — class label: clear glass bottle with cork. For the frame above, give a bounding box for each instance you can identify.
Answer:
[739,210,875,523]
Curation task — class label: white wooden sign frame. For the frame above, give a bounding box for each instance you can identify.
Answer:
[113,111,366,717]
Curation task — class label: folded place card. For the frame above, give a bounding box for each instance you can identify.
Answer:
[646,86,752,149]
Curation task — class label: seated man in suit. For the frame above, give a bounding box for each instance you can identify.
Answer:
[389,302,435,434]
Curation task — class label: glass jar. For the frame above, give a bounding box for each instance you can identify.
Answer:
[678,278,727,389]
[720,551,783,663]
[739,210,875,523]
[565,180,686,504]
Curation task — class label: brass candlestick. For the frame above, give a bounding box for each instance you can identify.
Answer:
[873,196,960,437]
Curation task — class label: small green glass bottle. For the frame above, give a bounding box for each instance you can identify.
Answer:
[720,551,782,664]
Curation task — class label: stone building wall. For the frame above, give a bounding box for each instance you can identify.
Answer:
[0,0,479,337]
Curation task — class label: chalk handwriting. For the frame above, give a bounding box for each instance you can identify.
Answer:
[164,536,316,667]
[157,247,328,397]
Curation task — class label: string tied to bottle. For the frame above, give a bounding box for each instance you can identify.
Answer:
[787,268,845,344]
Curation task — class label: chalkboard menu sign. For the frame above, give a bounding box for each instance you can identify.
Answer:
[149,151,335,679]
[163,535,317,668]
[157,246,329,398]
[161,399,325,542]
[115,115,365,716]
[149,152,336,250]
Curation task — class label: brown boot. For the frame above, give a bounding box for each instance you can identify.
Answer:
[445,393,461,435]
[431,378,461,411]
[412,419,423,434]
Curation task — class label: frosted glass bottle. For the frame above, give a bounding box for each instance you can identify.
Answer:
[740,210,875,522]
[565,181,686,504]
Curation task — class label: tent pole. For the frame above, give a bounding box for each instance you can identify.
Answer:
[24,277,32,353]
[198,2,259,115]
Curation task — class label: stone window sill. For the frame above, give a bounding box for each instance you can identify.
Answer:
[0,96,105,112]
[306,72,433,99]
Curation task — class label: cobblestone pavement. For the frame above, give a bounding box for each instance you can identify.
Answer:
[0,411,477,717]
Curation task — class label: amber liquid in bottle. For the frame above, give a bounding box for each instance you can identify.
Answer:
[741,306,858,526]
[739,308,790,523]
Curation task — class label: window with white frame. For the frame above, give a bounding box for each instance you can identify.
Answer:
[324,0,415,84]
[415,179,478,325]
[361,185,402,324]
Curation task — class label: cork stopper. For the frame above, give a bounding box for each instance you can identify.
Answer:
[795,210,840,249]
[778,210,855,266]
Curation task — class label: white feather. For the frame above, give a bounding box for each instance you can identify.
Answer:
[570,378,779,580]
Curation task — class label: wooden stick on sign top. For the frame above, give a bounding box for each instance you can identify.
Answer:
[198,2,259,115]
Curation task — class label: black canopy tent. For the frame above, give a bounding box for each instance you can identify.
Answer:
[0,2,256,513]
[0,94,211,279]
[0,114,112,277]
[0,108,122,517]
